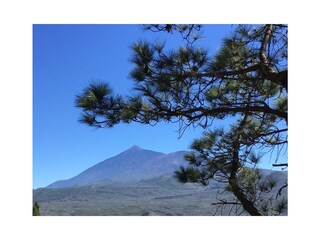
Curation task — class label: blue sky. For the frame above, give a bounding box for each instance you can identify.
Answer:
[33,24,279,189]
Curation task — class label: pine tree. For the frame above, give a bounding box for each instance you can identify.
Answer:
[33,201,40,216]
[175,114,287,215]
[75,24,287,215]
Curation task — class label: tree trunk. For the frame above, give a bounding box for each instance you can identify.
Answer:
[229,179,263,216]
[229,127,263,216]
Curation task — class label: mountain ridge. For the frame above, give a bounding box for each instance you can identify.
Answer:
[47,145,187,188]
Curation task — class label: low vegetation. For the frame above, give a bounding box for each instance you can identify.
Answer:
[34,173,287,216]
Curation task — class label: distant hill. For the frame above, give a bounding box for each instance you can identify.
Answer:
[47,145,187,188]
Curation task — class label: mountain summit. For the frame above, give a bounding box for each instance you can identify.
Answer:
[47,146,187,188]
[127,145,142,151]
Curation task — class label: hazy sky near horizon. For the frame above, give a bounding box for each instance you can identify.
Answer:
[33,24,277,188]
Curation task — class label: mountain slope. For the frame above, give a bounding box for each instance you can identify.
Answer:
[47,145,187,188]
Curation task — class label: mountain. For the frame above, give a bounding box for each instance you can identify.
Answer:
[47,145,188,188]
[47,145,288,190]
